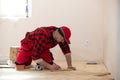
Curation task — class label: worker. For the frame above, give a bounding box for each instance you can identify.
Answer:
[15,26,76,71]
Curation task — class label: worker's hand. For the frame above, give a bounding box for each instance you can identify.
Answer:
[67,66,76,70]
[49,63,61,71]
[53,62,61,70]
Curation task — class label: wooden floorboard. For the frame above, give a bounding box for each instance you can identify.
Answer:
[0,61,114,80]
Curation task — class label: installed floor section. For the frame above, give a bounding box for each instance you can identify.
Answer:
[0,61,114,80]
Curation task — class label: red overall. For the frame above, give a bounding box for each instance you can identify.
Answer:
[16,26,71,66]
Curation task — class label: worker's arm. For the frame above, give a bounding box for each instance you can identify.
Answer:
[58,42,76,70]
[65,53,76,70]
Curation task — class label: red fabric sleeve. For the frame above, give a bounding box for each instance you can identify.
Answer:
[59,42,71,55]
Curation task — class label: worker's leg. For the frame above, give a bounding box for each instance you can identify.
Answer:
[15,49,32,66]
[15,35,34,68]
[15,37,33,70]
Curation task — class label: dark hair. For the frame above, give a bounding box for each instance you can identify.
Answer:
[58,28,64,37]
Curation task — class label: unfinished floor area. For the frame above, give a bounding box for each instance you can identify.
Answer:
[0,61,114,80]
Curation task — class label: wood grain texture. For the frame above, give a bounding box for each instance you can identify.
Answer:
[0,61,114,80]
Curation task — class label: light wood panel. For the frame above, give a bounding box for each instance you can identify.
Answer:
[0,61,114,80]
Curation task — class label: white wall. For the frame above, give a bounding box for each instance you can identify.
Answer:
[0,0,104,61]
[0,0,118,79]
[118,0,120,79]
[103,0,118,80]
